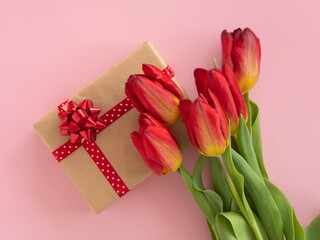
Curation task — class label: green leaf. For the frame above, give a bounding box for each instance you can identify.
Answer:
[216,215,237,240]
[210,156,233,211]
[244,92,252,133]
[253,214,271,240]
[250,100,269,179]
[220,144,267,240]
[192,155,207,191]
[232,150,284,240]
[306,215,320,240]
[236,116,263,179]
[293,211,305,240]
[265,180,305,240]
[203,190,224,215]
[216,212,256,240]
[179,165,217,225]
[230,199,239,211]
[192,155,223,214]
[207,220,217,240]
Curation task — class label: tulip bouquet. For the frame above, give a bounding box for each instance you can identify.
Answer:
[125,28,320,239]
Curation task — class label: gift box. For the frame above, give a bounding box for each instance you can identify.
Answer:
[34,42,186,213]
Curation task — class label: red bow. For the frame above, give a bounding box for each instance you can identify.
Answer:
[58,99,106,143]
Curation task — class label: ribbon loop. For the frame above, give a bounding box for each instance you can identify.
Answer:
[58,99,106,143]
[52,66,174,198]
[53,98,134,197]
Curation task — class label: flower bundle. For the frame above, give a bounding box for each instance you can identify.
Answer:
[125,28,320,239]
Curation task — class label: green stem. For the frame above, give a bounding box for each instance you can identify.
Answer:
[211,222,220,240]
[213,59,219,69]
[217,156,263,240]
[244,92,252,134]
[206,220,217,240]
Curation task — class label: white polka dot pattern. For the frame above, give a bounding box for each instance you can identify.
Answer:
[162,65,175,79]
[98,98,134,128]
[52,66,173,198]
[52,97,134,197]
[82,140,129,197]
[52,140,82,161]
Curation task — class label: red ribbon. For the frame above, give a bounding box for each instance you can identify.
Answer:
[52,97,133,197]
[58,99,106,143]
[162,65,174,79]
[52,66,174,198]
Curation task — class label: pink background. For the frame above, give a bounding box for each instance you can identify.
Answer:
[1,0,320,239]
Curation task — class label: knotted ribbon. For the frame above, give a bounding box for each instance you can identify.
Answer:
[52,66,174,197]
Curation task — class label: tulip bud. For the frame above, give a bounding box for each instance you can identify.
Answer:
[194,65,247,133]
[221,28,261,93]
[131,113,183,176]
[125,64,184,125]
[179,93,229,157]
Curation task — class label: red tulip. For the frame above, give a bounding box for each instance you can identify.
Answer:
[131,113,183,176]
[194,65,247,133]
[125,64,184,125]
[221,28,261,93]
[179,93,229,156]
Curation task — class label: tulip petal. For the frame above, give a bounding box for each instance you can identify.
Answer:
[207,91,229,141]
[142,63,166,80]
[179,99,198,149]
[125,78,148,113]
[232,28,261,93]
[221,30,234,70]
[159,79,184,100]
[131,131,164,176]
[142,64,184,100]
[194,68,208,95]
[208,70,239,133]
[142,126,182,175]
[190,97,228,156]
[223,65,248,121]
[138,113,163,127]
[131,75,180,124]
[232,28,242,42]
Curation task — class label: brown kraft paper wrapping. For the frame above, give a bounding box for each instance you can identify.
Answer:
[34,42,187,213]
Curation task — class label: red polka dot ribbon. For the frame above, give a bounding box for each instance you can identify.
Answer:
[52,66,174,198]
[162,65,174,79]
[82,140,129,196]
[52,97,133,197]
